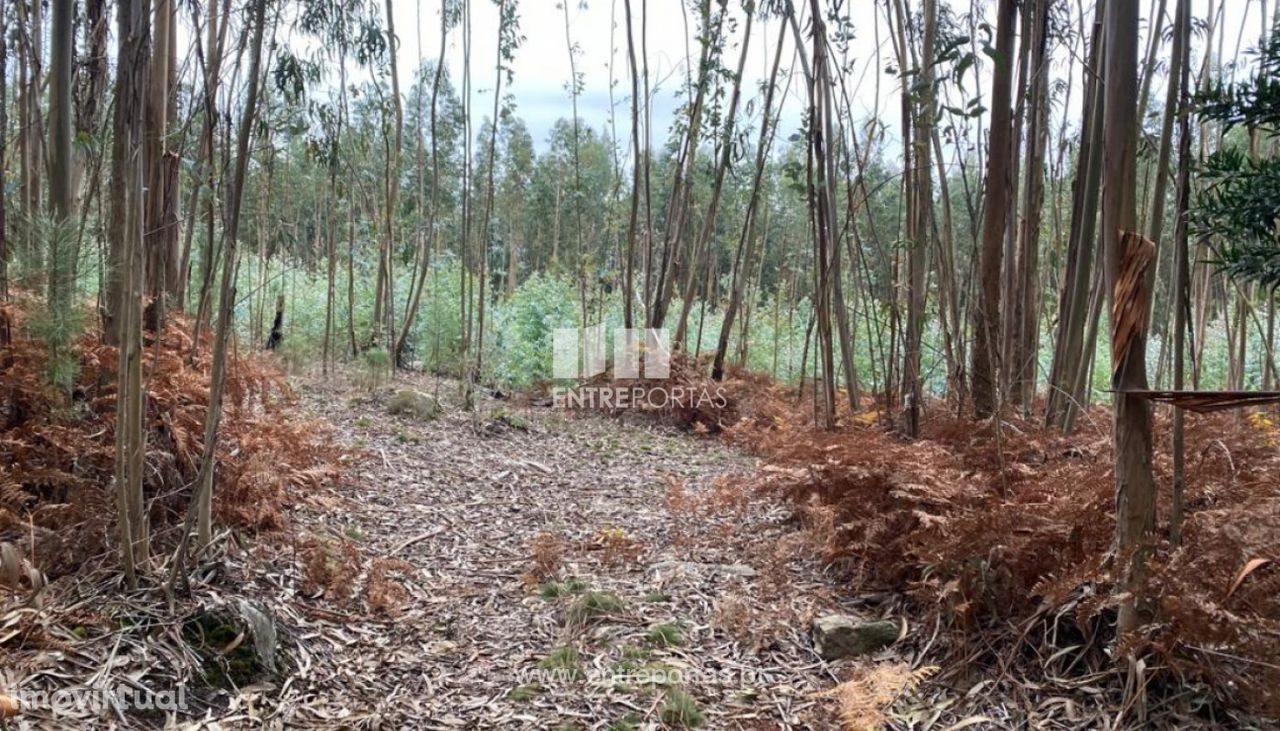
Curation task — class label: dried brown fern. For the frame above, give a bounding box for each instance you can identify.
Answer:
[366,558,416,616]
[0,300,347,583]
[725,376,1280,719]
[299,536,362,601]
[816,663,938,731]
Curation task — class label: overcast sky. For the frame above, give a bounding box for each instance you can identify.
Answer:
[287,0,1263,155]
[374,0,812,150]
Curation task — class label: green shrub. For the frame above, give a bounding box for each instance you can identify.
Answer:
[491,273,580,389]
[26,305,88,397]
[356,347,391,391]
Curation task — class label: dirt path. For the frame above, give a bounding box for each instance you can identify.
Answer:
[244,373,854,729]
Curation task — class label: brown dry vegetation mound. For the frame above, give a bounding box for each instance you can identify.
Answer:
[552,351,743,432]
[0,299,344,582]
[721,381,1280,720]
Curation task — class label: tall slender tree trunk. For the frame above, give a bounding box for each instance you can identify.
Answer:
[713,21,786,381]
[648,0,724,329]
[1103,0,1155,640]
[1170,0,1192,545]
[17,0,44,274]
[176,0,228,313]
[187,0,270,552]
[396,19,451,367]
[930,125,963,402]
[109,0,153,586]
[347,199,358,357]
[1011,0,1050,414]
[1046,11,1103,429]
[971,0,1017,419]
[622,0,643,329]
[323,179,336,373]
[562,0,588,333]
[802,0,839,429]
[377,0,405,354]
[900,0,936,437]
[1148,0,1188,388]
[476,0,513,384]
[48,0,75,314]
[143,0,178,331]
[0,1,8,313]
[674,5,753,348]
[1000,5,1032,398]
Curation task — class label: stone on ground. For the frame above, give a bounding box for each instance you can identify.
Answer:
[386,389,443,420]
[811,615,899,660]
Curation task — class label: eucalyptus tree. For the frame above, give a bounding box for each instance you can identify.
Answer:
[395,25,463,366]
[788,0,840,429]
[673,0,756,350]
[109,0,153,585]
[1009,0,1051,414]
[103,0,150,347]
[622,0,642,328]
[529,121,615,276]
[890,0,937,437]
[922,3,974,404]
[1045,10,1104,431]
[561,0,588,322]
[371,0,406,351]
[648,0,728,329]
[178,0,233,320]
[1170,0,1193,547]
[142,0,180,331]
[290,0,388,362]
[15,0,43,270]
[970,0,1017,419]
[712,18,788,381]
[0,1,7,311]
[186,0,273,556]
[47,0,75,315]
[1103,0,1154,640]
[497,116,536,295]
[472,0,522,388]
[1148,0,1192,387]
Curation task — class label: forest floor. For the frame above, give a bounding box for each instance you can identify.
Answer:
[233,370,874,729]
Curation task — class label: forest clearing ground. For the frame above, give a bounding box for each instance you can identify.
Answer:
[260,370,867,729]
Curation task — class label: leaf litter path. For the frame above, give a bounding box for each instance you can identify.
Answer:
[249,373,860,729]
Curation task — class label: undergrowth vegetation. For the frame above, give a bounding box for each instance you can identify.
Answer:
[681,372,1280,720]
[256,259,1275,401]
[0,296,344,585]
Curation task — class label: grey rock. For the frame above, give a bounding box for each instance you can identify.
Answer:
[812,615,899,660]
[387,389,443,420]
[717,563,758,578]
